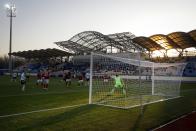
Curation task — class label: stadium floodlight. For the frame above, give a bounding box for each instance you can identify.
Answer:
[5,4,10,9]
[89,53,186,109]
[5,3,16,76]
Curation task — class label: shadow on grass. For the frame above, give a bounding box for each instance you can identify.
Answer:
[19,104,96,130]
[131,105,148,130]
[130,96,150,131]
[130,95,190,130]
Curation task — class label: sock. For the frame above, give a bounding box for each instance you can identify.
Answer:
[110,88,115,94]
[22,85,25,91]
[123,89,126,95]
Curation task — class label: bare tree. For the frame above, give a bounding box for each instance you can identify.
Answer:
[0,55,25,69]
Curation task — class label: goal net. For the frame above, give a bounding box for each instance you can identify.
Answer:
[89,53,186,109]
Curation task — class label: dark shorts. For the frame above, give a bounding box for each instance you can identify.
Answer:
[21,80,26,85]
[86,78,89,81]
[13,77,16,79]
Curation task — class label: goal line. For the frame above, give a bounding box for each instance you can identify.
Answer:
[94,96,181,109]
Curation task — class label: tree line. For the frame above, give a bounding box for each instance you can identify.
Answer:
[0,55,25,69]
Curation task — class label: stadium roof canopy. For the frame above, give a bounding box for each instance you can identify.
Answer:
[11,48,73,59]
[55,29,196,54]
[129,30,196,51]
[55,31,144,54]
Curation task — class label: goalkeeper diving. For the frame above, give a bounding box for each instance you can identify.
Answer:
[109,74,126,95]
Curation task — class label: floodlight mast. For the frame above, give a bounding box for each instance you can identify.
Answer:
[5,3,16,76]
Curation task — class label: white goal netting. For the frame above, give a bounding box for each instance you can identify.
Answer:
[89,53,186,109]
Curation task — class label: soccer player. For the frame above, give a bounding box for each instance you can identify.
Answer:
[63,71,67,83]
[12,72,17,82]
[41,70,45,88]
[103,74,109,83]
[26,71,30,81]
[85,72,90,86]
[66,71,71,86]
[78,72,84,87]
[36,70,42,87]
[43,69,50,90]
[20,70,26,91]
[109,74,126,95]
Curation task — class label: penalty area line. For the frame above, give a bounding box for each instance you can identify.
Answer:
[0,103,87,118]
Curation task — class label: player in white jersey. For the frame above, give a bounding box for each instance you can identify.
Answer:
[85,72,90,86]
[20,71,26,91]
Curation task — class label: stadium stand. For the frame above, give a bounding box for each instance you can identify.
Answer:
[10,30,196,77]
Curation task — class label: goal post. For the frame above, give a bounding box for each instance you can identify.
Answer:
[89,52,94,104]
[89,52,186,109]
[152,62,155,95]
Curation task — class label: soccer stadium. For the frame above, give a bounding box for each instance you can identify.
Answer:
[0,29,196,130]
[0,0,196,130]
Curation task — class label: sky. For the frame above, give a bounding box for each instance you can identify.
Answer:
[0,0,196,56]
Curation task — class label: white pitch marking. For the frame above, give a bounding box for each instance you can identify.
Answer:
[0,90,82,98]
[0,103,87,118]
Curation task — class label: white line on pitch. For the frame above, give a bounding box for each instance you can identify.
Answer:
[0,103,87,118]
[0,90,84,98]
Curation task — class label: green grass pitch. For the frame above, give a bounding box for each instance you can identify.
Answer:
[0,75,195,130]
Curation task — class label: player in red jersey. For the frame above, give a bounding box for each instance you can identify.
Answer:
[36,70,42,87]
[43,69,50,90]
[41,70,45,88]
